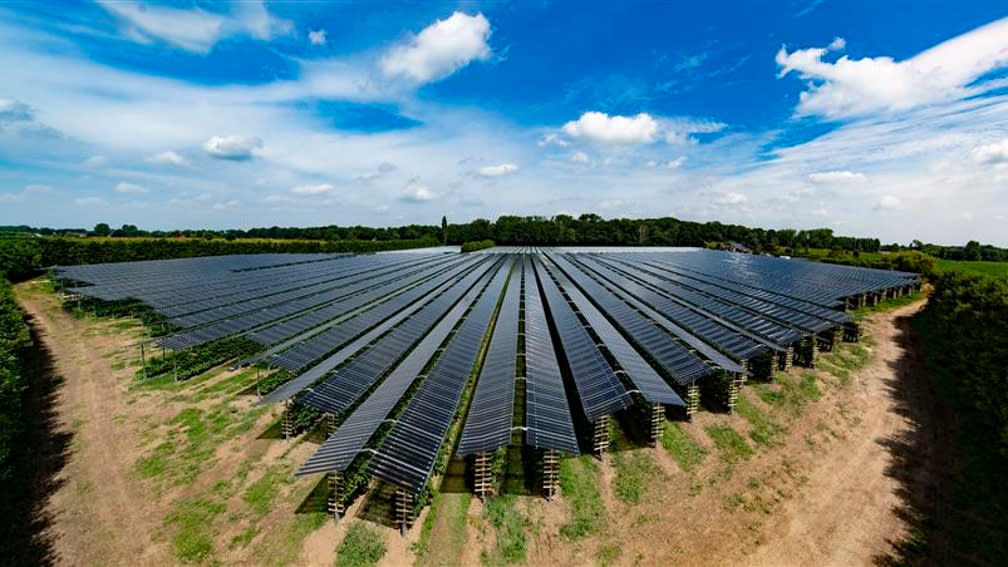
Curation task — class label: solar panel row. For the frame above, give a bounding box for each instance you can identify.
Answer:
[368,258,512,494]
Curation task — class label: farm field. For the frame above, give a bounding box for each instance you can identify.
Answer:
[13,276,932,566]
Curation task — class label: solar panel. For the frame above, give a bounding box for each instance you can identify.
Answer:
[544,255,689,403]
[457,258,521,455]
[547,253,713,389]
[522,256,580,455]
[295,259,503,477]
[367,259,511,494]
[532,255,631,423]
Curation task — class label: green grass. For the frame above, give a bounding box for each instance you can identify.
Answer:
[799,374,822,400]
[414,492,471,566]
[243,466,288,517]
[596,544,621,566]
[661,421,708,472]
[705,425,754,462]
[166,498,226,563]
[558,456,605,540]
[735,397,785,448]
[482,496,527,566]
[335,522,387,567]
[935,258,1008,276]
[612,449,662,505]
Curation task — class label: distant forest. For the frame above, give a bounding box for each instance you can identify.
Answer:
[3,213,1006,262]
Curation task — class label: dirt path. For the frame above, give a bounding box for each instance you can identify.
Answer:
[16,282,173,566]
[741,301,929,566]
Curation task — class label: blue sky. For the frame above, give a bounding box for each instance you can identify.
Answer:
[1,1,1008,245]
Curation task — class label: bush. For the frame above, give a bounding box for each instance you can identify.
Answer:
[0,278,29,549]
[460,240,495,253]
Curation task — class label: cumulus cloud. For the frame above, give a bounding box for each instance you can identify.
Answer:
[876,195,903,210]
[666,156,687,169]
[562,112,659,144]
[972,139,1008,164]
[570,151,590,164]
[380,12,492,84]
[290,183,335,195]
[203,135,263,160]
[776,17,1008,118]
[308,29,327,46]
[808,170,868,184]
[477,163,518,177]
[145,150,187,166]
[115,181,148,193]
[96,0,291,53]
[399,184,436,203]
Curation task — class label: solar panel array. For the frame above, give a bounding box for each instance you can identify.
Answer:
[53,246,918,498]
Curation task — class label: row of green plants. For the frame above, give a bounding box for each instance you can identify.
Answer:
[460,240,495,253]
[0,236,440,281]
[0,278,29,555]
[137,338,262,381]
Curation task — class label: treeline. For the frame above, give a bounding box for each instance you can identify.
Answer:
[1,223,442,242]
[896,239,1008,262]
[0,236,439,281]
[910,270,1008,562]
[0,279,29,544]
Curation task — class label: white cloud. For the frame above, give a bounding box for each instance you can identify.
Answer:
[202,135,263,160]
[82,155,108,168]
[828,37,846,51]
[0,98,32,121]
[213,200,239,211]
[115,181,148,193]
[570,151,590,164]
[290,183,335,195]
[74,196,106,206]
[380,12,492,84]
[666,156,687,169]
[24,184,51,193]
[562,112,659,144]
[96,0,291,54]
[972,139,1008,164]
[876,195,903,210]
[538,133,570,147]
[308,29,327,46]
[715,192,749,205]
[399,184,435,203]
[776,17,1008,118]
[477,163,518,177]
[263,194,292,203]
[808,170,868,184]
[145,150,187,166]
[645,160,658,168]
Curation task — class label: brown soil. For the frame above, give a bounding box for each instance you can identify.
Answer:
[17,277,935,567]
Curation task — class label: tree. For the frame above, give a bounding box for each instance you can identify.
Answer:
[441,216,448,245]
[964,240,982,261]
[93,223,111,237]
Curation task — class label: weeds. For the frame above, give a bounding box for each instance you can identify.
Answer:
[335,522,387,567]
[661,421,708,472]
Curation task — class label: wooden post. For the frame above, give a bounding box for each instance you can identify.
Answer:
[396,488,413,536]
[726,375,740,413]
[685,382,700,419]
[592,415,610,457]
[740,358,750,383]
[282,400,293,441]
[474,452,492,500]
[139,343,146,379]
[650,403,663,446]
[808,336,818,368]
[542,449,559,501]
[329,472,344,520]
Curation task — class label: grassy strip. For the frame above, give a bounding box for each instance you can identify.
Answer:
[482,496,527,566]
[414,492,471,567]
[661,421,707,473]
[335,522,387,567]
[705,425,754,462]
[735,396,785,448]
[166,498,226,563]
[558,456,605,540]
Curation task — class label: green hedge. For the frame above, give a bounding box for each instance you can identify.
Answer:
[0,278,29,533]
[460,240,495,253]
